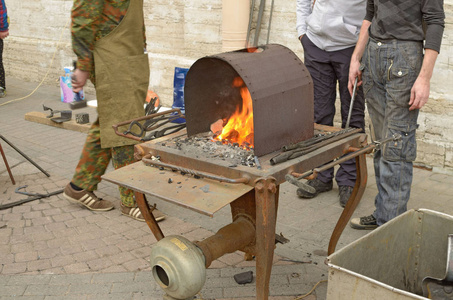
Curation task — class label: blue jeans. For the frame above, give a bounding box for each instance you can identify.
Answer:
[361,38,423,225]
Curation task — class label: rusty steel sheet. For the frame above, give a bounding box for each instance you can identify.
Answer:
[184,44,314,157]
[101,162,253,217]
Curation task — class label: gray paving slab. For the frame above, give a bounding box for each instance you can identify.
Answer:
[1,78,453,299]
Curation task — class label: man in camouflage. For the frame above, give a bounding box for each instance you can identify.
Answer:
[64,0,165,222]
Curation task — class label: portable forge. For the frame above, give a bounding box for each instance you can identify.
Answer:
[103,44,371,300]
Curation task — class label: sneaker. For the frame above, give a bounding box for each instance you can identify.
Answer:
[339,185,354,207]
[63,183,114,211]
[350,214,378,230]
[121,203,165,222]
[0,87,6,98]
[297,178,333,199]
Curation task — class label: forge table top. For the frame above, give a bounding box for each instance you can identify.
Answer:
[102,124,366,216]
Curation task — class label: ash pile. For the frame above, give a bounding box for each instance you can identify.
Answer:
[159,133,258,168]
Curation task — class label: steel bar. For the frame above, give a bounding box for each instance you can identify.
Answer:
[282,127,361,152]
[0,188,63,210]
[0,134,50,177]
[328,153,367,254]
[270,128,362,165]
[266,0,274,44]
[246,0,256,47]
[142,156,250,184]
[135,192,164,241]
[0,142,15,185]
[253,0,266,46]
[345,77,358,129]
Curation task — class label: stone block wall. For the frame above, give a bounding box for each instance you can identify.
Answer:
[4,0,453,172]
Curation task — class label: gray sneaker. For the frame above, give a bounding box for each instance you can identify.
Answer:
[0,87,6,98]
[350,214,378,230]
[339,185,354,207]
[297,178,333,198]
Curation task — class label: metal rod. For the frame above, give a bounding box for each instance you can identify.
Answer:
[246,0,256,47]
[253,0,266,46]
[142,156,250,184]
[345,77,358,129]
[0,142,15,184]
[266,0,274,44]
[0,134,50,177]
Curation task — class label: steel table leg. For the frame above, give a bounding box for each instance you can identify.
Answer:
[134,192,164,241]
[255,177,278,300]
[328,153,367,255]
[0,143,15,185]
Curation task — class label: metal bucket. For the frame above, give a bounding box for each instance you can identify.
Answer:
[327,209,453,299]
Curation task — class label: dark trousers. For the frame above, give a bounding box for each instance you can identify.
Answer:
[301,35,365,187]
[0,39,5,88]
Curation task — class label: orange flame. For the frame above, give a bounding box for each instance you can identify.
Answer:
[214,77,254,148]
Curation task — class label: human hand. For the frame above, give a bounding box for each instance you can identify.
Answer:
[409,76,430,111]
[348,59,362,96]
[0,30,9,39]
[71,69,90,93]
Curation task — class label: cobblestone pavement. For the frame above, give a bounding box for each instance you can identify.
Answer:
[1,78,453,299]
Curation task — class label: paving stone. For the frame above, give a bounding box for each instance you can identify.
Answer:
[51,212,74,222]
[15,251,39,263]
[26,259,53,272]
[86,257,114,271]
[69,283,112,294]
[95,245,121,257]
[10,242,35,254]
[49,273,93,285]
[92,272,135,283]
[109,252,136,265]
[63,262,91,273]
[37,247,60,260]
[51,255,76,268]
[122,258,150,272]
[2,262,28,275]
[24,284,69,296]
[0,285,27,296]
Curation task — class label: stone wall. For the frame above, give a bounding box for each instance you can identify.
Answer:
[4,0,453,173]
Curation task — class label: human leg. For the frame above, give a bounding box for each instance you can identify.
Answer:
[330,46,366,206]
[64,120,114,210]
[111,145,165,222]
[299,35,336,196]
[351,39,423,229]
[0,39,5,97]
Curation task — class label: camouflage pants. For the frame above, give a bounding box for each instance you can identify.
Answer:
[71,121,136,207]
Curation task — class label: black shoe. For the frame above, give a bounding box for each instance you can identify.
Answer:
[350,214,378,230]
[339,185,353,207]
[297,178,333,199]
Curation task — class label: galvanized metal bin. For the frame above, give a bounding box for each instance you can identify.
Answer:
[326,209,453,299]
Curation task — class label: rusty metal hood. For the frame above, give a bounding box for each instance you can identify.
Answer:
[184,44,314,157]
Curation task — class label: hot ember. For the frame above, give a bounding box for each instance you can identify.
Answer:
[213,77,254,148]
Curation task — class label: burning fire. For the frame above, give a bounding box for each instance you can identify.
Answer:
[214,77,254,148]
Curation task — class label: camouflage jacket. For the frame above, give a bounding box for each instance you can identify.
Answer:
[71,0,130,73]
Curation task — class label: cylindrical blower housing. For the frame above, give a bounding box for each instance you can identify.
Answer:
[150,236,206,299]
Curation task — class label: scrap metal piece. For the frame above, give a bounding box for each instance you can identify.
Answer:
[0,186,64,210]
[234,271,254,284]
[422,234,453,299]
[75,112,89,124]
[42,105,72,123]
[285,174,315,194]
